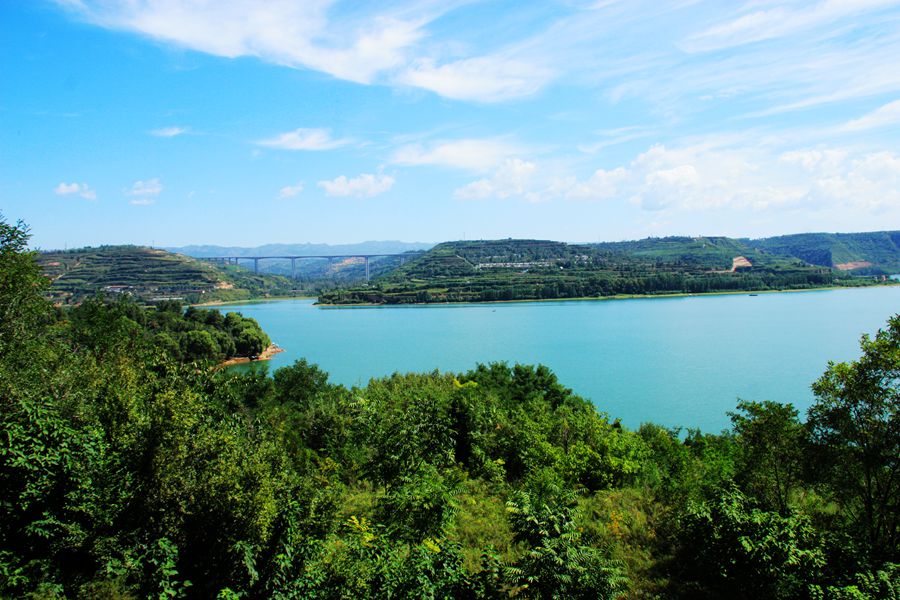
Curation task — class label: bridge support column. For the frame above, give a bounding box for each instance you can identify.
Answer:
[365,256,370,282]
[291,257,296,279]
[253,258,259,273]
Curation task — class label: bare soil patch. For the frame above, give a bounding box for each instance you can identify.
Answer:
[835,261,872,271]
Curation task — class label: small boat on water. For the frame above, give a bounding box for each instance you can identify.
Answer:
[749,293,758,296]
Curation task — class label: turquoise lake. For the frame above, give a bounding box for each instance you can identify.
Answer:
[220,286,899,432]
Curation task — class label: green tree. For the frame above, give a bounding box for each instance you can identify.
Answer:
[505,471,627,599]
[273,358,331,410]
[0,215,49,358]
[234,326,268,357]
[675,487,825,600]
[808,315,900,563]
[181,329,220,361]
[729,400,805,514]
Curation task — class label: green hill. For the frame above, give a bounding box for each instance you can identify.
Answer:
[318,236,851,305]
[39,245,295,304]
[746,230,900,274]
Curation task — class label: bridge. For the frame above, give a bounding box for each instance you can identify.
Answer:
[201,252,426,281]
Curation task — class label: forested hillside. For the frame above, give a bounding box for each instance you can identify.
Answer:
[4,217,899,598]
[747,230,900,274]
[319,236,862,304]
[38,245,296,304]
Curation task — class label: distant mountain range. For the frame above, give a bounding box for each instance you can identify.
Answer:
[39,231,900,305]
[320,231,900,305]
[165,241,435,281]
[167,241,435,257]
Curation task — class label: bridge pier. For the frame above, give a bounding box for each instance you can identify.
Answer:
[253,258,259,273]
[291,257,297,279]
[365,256,370,282]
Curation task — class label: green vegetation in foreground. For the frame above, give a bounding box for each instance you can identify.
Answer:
[319,235,898,305]
[39,245,296,304]
[3,215,899,598]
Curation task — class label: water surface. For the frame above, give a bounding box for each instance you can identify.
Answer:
[220,287,899,431]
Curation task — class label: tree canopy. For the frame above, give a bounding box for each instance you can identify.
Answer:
[1,216,897,598]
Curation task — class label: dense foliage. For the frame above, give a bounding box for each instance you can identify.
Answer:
[2,217,898,598]
[65,298,272,362]
[319,237,893,305]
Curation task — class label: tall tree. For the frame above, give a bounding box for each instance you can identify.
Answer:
[808,315,900,563]
[729,400,804,515]
[0,215,49,358]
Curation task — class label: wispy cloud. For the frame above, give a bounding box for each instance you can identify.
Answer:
[54,181,97,200]
[150,126,188,137]
[392,138,526,172]
[398,55,553,102]
[683,0,900,53]
[840,99,900,132]
[56,0,439,84]
[127,178,163,205]
[256,128,351,151]
[54,0,900,114]
[279,182,304,198]
[578,126,657,154]
[318,173,395,197]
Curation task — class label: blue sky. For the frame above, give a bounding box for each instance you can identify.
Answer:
[2,0,900,249]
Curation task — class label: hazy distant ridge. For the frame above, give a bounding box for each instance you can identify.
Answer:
[168,241,434,257]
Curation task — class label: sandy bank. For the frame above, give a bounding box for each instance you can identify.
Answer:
[217,344,284,368]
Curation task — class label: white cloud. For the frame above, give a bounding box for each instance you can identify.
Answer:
[399,55,553,102]
[279,182,304,198]
[455,159,539,201]
[452,138,900,215]
[256,128,351,151]
[392,139,525,172]
[150,126,187,137]
[840,99,900,132]
[683,0,900,53]
[578,126,656,154]
[567,167,628,200]
[127,178,163,205]
[54,0,900,114]
[318,173,395,197]
[54,181,96,200]
[779,149,848,173]
[59,0,431,85]
[57,0,556,102]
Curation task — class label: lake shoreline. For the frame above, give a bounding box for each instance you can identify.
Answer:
[201,284,899,432]
[217,344,284,368]
[312,282,898,308]
[192,294,316,308]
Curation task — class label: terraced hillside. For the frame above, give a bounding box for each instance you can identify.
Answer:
[747,230,900,274]
[318,236,850,305]
[39,246,294,304]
